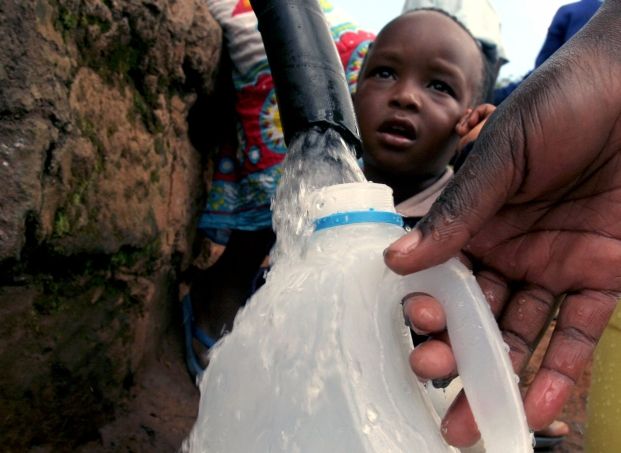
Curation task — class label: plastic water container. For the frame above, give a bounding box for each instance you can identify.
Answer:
[183,182,532,452]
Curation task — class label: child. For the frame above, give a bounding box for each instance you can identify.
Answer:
[354,9,496,228]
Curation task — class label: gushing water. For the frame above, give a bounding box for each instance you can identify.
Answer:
[270,127,364,262]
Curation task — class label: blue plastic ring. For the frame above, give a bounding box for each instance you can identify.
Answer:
[314,210,404,231]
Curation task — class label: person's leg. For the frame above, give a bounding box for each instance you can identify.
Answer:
[188,228,275,363]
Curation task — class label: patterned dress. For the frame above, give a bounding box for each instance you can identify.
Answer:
[200,0,374,244]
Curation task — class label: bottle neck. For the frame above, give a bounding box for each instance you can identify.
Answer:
[313,210,404,232]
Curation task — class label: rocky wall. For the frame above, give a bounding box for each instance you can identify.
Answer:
[0,0,223,448]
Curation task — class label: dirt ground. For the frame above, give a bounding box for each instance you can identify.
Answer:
[78,319,590,452]
[74,321,199,453]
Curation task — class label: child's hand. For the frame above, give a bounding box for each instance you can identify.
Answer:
[456,103,496,149]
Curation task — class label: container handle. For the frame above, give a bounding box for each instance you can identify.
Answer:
[395,258,533,452]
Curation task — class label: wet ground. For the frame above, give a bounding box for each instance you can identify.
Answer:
[79,318,589,452]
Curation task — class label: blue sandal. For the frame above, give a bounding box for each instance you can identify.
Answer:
[182,294,217,383]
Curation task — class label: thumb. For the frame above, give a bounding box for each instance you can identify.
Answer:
[384,108,523,274]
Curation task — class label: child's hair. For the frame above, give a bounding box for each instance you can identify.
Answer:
[478,42,499,104]
[365,8,498,105]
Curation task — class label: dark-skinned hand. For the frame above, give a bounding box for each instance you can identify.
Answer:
[385,1,621,447]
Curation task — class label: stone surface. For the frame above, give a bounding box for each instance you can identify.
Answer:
[0,0,223,449]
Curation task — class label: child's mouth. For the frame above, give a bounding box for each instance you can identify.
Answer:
[378,119,417,147]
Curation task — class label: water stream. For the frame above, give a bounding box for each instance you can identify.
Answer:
[269,127,365,262]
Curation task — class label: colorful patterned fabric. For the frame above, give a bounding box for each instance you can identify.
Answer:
[200,0,374,243]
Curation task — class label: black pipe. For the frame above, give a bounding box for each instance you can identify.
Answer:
[249,0,361,153]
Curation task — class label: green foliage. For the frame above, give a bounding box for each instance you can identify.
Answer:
[54,3,111,36]
[53,209,71,237]
[77,116,105,157]
[105,39,144,80]
[84,14,111,33]
[58,6,78,32]
[110,240,161,274]
[130,90,162,133]
[29,241,161,317]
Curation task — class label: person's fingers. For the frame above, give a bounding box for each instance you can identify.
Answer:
[403,293,446,335]
[523,289,618,430]
[456,104,494,136]
[403,270,513,388]
[409,339,456,380]
[440,390,480,447]
[475,269,511,317]
[439,290,616,443]
[407,289,617,443]
[474,103,495,121]
[499,285,558,372]
[465,109,483,128]
[466,111,481,128]
[457,124,485,150]
[455,109,475,137]
[431,284,554,447]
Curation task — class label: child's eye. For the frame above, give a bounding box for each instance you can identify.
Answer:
[429,80,456,97]
[369,66,395,80]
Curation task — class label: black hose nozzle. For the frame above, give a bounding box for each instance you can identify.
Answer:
[249,0,362,153]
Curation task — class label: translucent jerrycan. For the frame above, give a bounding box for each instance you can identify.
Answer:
[183,182,532,453]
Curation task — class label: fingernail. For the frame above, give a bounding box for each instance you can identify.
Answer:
[411,325,430,336]
[402,303,430,336]
[401,300,423,332]
[390,229,422,255]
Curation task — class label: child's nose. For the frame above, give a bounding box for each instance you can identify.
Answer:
[390,82,422,110]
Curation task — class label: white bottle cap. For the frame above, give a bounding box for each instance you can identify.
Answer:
[308,182,396,221]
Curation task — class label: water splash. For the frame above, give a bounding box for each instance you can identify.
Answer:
[366,405,379,424]
[270,127,364,262]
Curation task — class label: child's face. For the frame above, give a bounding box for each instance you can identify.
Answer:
[354,11,483,179]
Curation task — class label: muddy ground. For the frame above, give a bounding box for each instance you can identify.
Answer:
[70,318,198,453]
